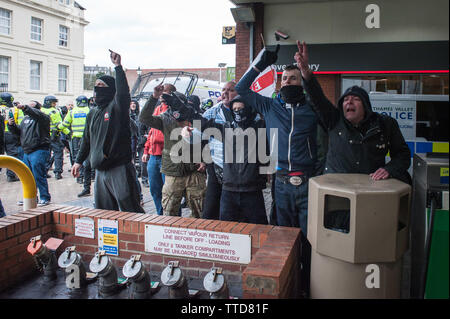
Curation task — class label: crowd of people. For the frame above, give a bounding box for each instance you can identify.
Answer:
[0,44,412,296]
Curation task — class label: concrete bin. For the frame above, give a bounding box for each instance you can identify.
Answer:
[307,174,411,299]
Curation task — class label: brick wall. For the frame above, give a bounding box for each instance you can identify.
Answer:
[0,205,302,299]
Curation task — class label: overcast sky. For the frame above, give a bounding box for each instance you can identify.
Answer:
[79,0,237,70]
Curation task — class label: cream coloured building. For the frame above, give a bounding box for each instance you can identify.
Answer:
[0,0,88,106]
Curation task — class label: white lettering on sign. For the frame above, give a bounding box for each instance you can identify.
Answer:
[365,4,381,29]
[144,225,252,264]
[75,217,95,239]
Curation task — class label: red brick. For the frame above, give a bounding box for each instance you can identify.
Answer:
[0,237,19,251]
[127,242,145,252]
[141,254,163,264]
[162,216,182,227]
[187,259,214,270]
[197,219,215,230]
[119,232,140,243]
[231,223,248,234]
[54,224,73,235]
[18,228,42,244]
[0,227,5,242]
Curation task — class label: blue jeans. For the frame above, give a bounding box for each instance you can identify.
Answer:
[275,177,309,236]
[147,155,165,215]
[23,149,51,202]
[220,190,268,224]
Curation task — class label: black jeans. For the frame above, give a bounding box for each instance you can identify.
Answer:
[220,189,268,225]
[202,164,222,220]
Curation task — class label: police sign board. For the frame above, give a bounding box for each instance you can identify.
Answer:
[98,219,119,256]
[144,225,252,264]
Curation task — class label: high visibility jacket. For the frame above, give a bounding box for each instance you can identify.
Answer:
[0,106,24,133]
[58,106,90,138]
[41,106,69,135]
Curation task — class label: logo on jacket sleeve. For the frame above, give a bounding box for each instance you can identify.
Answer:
[104,112,110,121]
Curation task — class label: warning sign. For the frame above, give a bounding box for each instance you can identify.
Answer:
[144,225,252,264]
[98,219,119,256]
[75,217,95,239]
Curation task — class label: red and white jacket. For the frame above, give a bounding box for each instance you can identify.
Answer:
[143,102,168,156]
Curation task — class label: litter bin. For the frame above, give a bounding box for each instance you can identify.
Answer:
[307,174,411,299]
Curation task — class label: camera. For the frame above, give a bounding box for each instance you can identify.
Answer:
[275,30,289,41]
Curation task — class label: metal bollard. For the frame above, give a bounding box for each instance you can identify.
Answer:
[26,235,57,282]
[58,246,87,289]
[89,250,118,297]
[203,267,229,299]
[161,261,189,299]
[122,255,151,299]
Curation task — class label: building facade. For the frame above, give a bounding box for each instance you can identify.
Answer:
[230,0,449,151]
[0,0,88,106]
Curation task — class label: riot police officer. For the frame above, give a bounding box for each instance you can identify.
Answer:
[58,95,92,197]
[0,92,24,182]
[41,95,66,179]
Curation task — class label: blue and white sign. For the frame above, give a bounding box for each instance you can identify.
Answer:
[372,100,416,140]
[98,219,119,256]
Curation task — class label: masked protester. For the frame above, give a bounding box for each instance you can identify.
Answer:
[141,84,176,215]
[71,50,144,213]
[139,86,206,218]
[182,96,268,224]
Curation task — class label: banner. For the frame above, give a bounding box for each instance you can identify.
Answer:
[248,49,278,98]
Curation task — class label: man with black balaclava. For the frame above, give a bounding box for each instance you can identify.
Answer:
[235,45,319,298]
[139,84,206,218]
[182,96,269,224]
[71,50,144,213]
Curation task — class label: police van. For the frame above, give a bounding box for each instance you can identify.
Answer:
[130,71,223,106]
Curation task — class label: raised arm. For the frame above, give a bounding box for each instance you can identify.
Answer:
[295,41,340,130]
[235,45,280,114]
[109,50,131,113]
[138,83,164,130]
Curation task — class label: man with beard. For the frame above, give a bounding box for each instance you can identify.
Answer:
[71,50,144,213]
[235,44,319,298]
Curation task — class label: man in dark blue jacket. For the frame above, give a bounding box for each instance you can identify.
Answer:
[235,47,319,233]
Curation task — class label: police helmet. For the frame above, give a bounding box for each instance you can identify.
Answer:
[0,92,14,107]
[76,95,89,107]
[43,95,58,108]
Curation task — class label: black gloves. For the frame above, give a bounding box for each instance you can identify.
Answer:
[254,44,280,72]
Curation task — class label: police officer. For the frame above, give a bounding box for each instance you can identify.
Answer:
[41,95,66,179]
[0,92,24,182]
[58,95,92,197]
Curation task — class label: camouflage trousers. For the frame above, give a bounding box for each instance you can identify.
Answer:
[162,171,206,218]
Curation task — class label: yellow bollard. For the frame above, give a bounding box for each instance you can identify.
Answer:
[0,155,37,211]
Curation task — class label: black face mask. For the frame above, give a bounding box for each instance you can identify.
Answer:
[232,106,256,128]
[94,86,115,106]
[280,85,306,104]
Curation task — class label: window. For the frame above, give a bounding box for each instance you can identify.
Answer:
[0,56,9,92]
[30,60,41,90]
[31,17,42,41]
[59,25,68,47]
[58,65,68,92]
[59,0,71,5]
[0,8,11,35]
[342,74,449,95]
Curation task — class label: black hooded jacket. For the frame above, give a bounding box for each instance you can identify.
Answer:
[303,76,411,184]
[7,105,50,154]
[76,66,132,170]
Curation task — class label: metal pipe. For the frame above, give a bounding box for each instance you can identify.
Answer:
[0,155,37,210]
[122,255,151,299]
[89,251,118,297]
[27,236,57,282]
[249,22,254,64]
